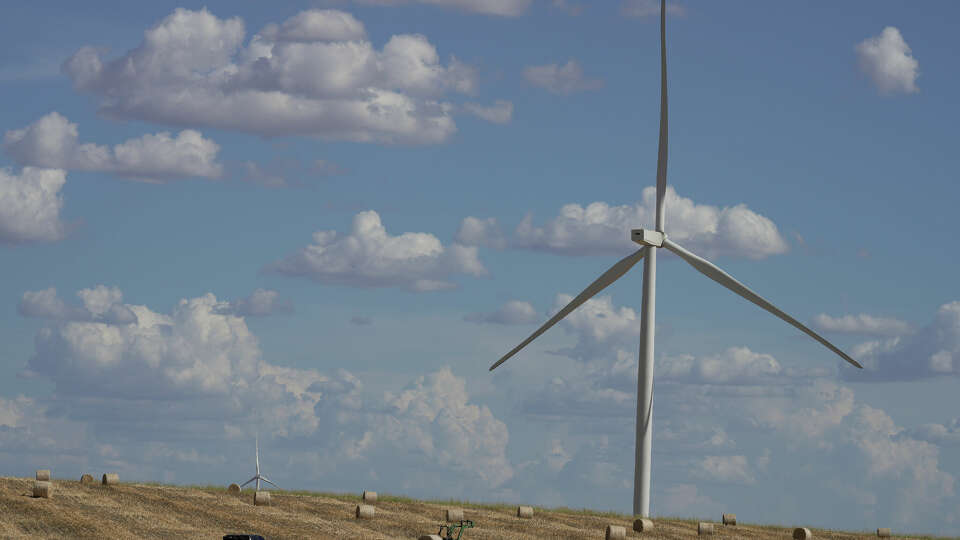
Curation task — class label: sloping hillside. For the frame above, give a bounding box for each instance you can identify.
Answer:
[0,477,942,539]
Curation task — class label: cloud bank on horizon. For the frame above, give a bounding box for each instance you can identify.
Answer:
[7,285,957,531]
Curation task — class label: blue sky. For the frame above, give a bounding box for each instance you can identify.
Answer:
[1,0,958,536]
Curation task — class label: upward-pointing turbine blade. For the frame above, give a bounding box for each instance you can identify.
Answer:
[661,238,863,369]
[654,0,668,232]
[490,247,647,371]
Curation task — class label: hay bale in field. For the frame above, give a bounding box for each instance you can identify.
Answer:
[793,527,813,540]
[444,508,464,522]
[633,518,653,532]
[228,483,241,495]
[33,481,52,498]
[722,513,736,525]
[80,474,95,485]
[698,522,714,535]
[362,490,377,504]
[36,469,51,481]
[605,524,626,539]
[877,528,891,538]
[254,490,271,506]
[102,473,119,485]
[517,505,533,519]
[356,504,375,519]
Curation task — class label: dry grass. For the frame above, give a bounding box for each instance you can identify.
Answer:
[0,476,950,539]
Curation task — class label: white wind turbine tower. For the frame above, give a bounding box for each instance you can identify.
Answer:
[240,435,279,491]
[489,0,863,518]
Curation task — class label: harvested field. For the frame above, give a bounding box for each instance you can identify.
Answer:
[0,477,947,539]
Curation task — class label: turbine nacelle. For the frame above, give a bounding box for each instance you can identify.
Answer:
[632,229,665,247]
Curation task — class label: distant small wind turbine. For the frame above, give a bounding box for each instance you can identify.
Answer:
[489,0,863,518]
[240,435,279,491]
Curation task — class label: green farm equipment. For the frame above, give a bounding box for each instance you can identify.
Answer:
[436,519,474,540]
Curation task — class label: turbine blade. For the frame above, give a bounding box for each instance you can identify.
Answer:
[240,476,257,487]
[261,477,280,489]
[490,247,647,371]
[661,238,863,369]
[654,0,668,231]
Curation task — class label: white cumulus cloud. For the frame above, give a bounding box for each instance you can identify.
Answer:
[465,300,537,325]
[25,291,261,398]
[265,210,487,291]
[906,419,960,447]
[11,285,515,496]
[696,454,755,484]
[459,186,788,259]
[745,379,955,527]
[524,59,603,95]
[849,405,954,524]
[351,0,532,17]
[455,216,507,249]
[659,484,723,517]
[4,112,222,182]
[463,100,514,124]
[856,27,919,95]
[513,186,788,257]
[549,294,640,361]
[20,286,137,325]
[258,9,366,42]
[845,301,960,381]
[375,367,513,486]
[219,288,293,317]
[750,380,855,446]
[658,347,783,385]
[0,395,34,428]
[812,313,912,337]
[62,8,480,144]
[0,167,66,245]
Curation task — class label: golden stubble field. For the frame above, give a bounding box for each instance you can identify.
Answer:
[0,477,942,539]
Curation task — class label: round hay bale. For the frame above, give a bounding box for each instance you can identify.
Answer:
[605,524,626,539]
[228,483,241,495]
[793,527,813,540]
[102,473,119,485]
[362,490,377,504]
[877,528,891,538]
[254,490,271,506]
[633,518,654,532]
[722,513,737,525]
[33,481,52,498]
[356,504,375,519]
[517,505,534,519]
[419,536,444,540]
[80,474,95,485]
[36,469,51,481]
[698,522,715,535]
[444,508,464,522]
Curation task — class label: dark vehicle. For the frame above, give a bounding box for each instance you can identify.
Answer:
[436,520,474,540]
[223,535,265,540]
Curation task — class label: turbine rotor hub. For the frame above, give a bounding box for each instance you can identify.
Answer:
[632,229,665,247]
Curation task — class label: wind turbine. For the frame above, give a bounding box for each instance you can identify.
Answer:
[489,0,863,518]
[240,435,279,491]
